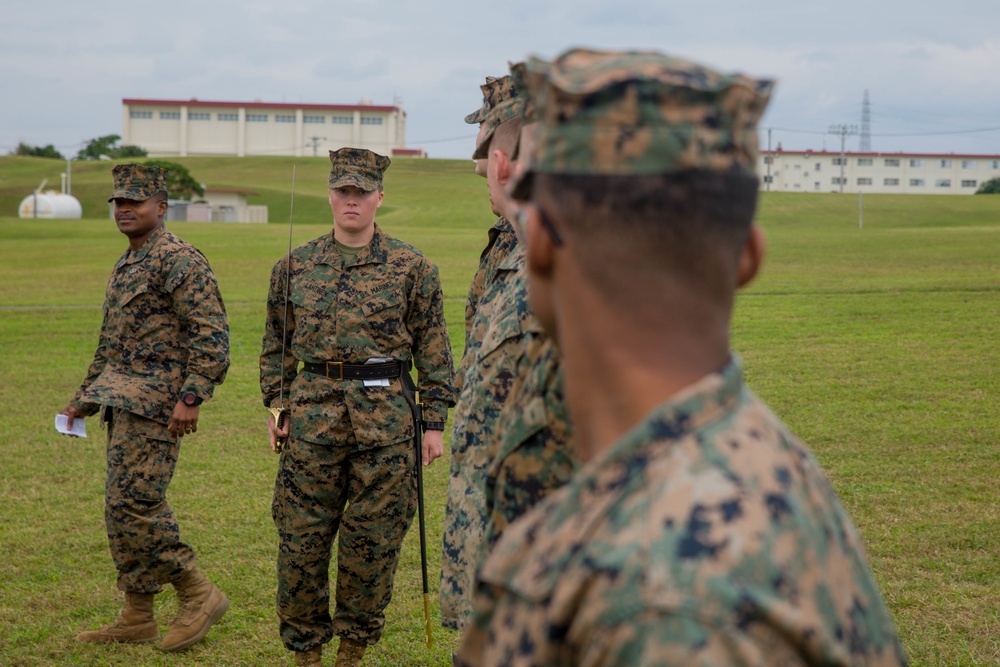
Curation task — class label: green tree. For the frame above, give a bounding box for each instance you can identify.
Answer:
[14,142,64,159]
[141,159,205,200]
[76,134,147,160]
[974,177,1000,194]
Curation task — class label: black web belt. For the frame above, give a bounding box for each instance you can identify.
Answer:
[302,360,402,381]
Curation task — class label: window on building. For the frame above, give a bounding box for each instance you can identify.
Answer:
[793,164,801,170]
[857,158,873,166]
[884,158,900,167]
[910,159,925,167]
[935,179,951,188]
[910,179,925,186]
[884,178,899,186]
[857,178,873,185]
[303,115,325,124]
[815,163,821,171]
[159,111,180,120]
[763,156,773,164]
[275,114,296,123]
[130,110,153,119]
[332,116,353,125]
[247,114,268,122]
[939,159,952,168]
[814,182,820,190]
[188,112,210,121]
[962,160,977,168]
[762,175,773,183]
[831,177,846,185]
[961,180,977,188]
[360,117,383,125]
[832,157,846,166]
[993,160,1000,169]
[218,113,238,121]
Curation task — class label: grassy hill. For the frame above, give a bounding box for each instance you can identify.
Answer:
[0,155,997,665]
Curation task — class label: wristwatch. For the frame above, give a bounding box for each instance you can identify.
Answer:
[422,421,445,433]
[181,392,203,407]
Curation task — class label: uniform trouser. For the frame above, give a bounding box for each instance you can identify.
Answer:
[104,407,196,593]
[272,434,417,652]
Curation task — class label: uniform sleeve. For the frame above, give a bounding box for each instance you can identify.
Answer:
[407,256,456,423]
[259,256,298,409]
[68,312,109,417]
[167,252,230,401]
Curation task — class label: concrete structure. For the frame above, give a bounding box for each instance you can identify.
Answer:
[122,98,407,158]
[759,150,1000,195]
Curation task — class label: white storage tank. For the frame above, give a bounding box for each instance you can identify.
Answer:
[19,191,83,219]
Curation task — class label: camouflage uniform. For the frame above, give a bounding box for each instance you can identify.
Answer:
[457,49,907,666]
[442,75,573,631]
[482,331,574,554]
[260,148,455,652]
[458,359,908,666]
[69,165,230,593]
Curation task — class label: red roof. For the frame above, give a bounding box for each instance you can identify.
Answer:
[123,98,400,113]
[766,149,1000,160]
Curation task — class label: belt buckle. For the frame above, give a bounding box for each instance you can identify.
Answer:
[326,361,344,380]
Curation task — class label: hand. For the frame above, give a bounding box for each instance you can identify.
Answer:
[167,402,199,437]
[59,405,83,437]
[422,429,444,466]
[268,412,290,454]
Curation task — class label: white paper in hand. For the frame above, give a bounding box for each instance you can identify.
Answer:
[55,414,87,438]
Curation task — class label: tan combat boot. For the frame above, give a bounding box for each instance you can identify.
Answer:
[160,569,229,652]
[295,646,323,666]
[334,638,367,667]
[76,592,158,644]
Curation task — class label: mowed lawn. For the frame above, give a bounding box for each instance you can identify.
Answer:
[0,156,997,666]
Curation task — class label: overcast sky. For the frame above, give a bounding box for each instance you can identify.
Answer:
[3,0,999,160]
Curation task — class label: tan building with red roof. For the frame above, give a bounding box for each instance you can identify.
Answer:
[121,98,408,158]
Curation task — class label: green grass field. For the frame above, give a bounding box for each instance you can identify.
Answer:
[1,155,997,666]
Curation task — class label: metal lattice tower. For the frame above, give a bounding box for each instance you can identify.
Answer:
[860,90,871,152]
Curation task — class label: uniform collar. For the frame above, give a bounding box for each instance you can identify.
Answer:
[323,223,388,267]
[117,225,167,269]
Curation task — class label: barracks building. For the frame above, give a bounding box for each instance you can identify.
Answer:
[121,98,421,158]
[759,149,1000,195]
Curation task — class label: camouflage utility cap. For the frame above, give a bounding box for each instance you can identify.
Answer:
[472,75,521,160]
[328,147,390,192]
[465,75,499,125]
[509,48,774,200]
[108,164,168,202]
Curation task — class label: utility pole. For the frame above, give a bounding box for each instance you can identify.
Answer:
[307,136,327,157]
[828,124,858,193]
[766,128,772,192]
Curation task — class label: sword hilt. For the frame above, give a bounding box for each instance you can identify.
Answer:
[267,406,289,453]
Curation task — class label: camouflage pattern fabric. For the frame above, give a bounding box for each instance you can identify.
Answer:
[328,147,390,192]
[441,217,539,630]
[483,332,574,555]
[458,217,510,393]
[509,48,775,199]
[472,75,521,159]
[457,359,908,666]
[107,163,168,202]
[259,225,455,441]
[260,225,455,649]
[464,75,499,125]
[104,407,194,593]
[70,225,230,425]
[272,428,417,650]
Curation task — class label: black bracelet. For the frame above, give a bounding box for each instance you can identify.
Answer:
[422,421,445,432]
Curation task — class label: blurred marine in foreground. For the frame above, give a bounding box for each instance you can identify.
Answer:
[457,49,908,666]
